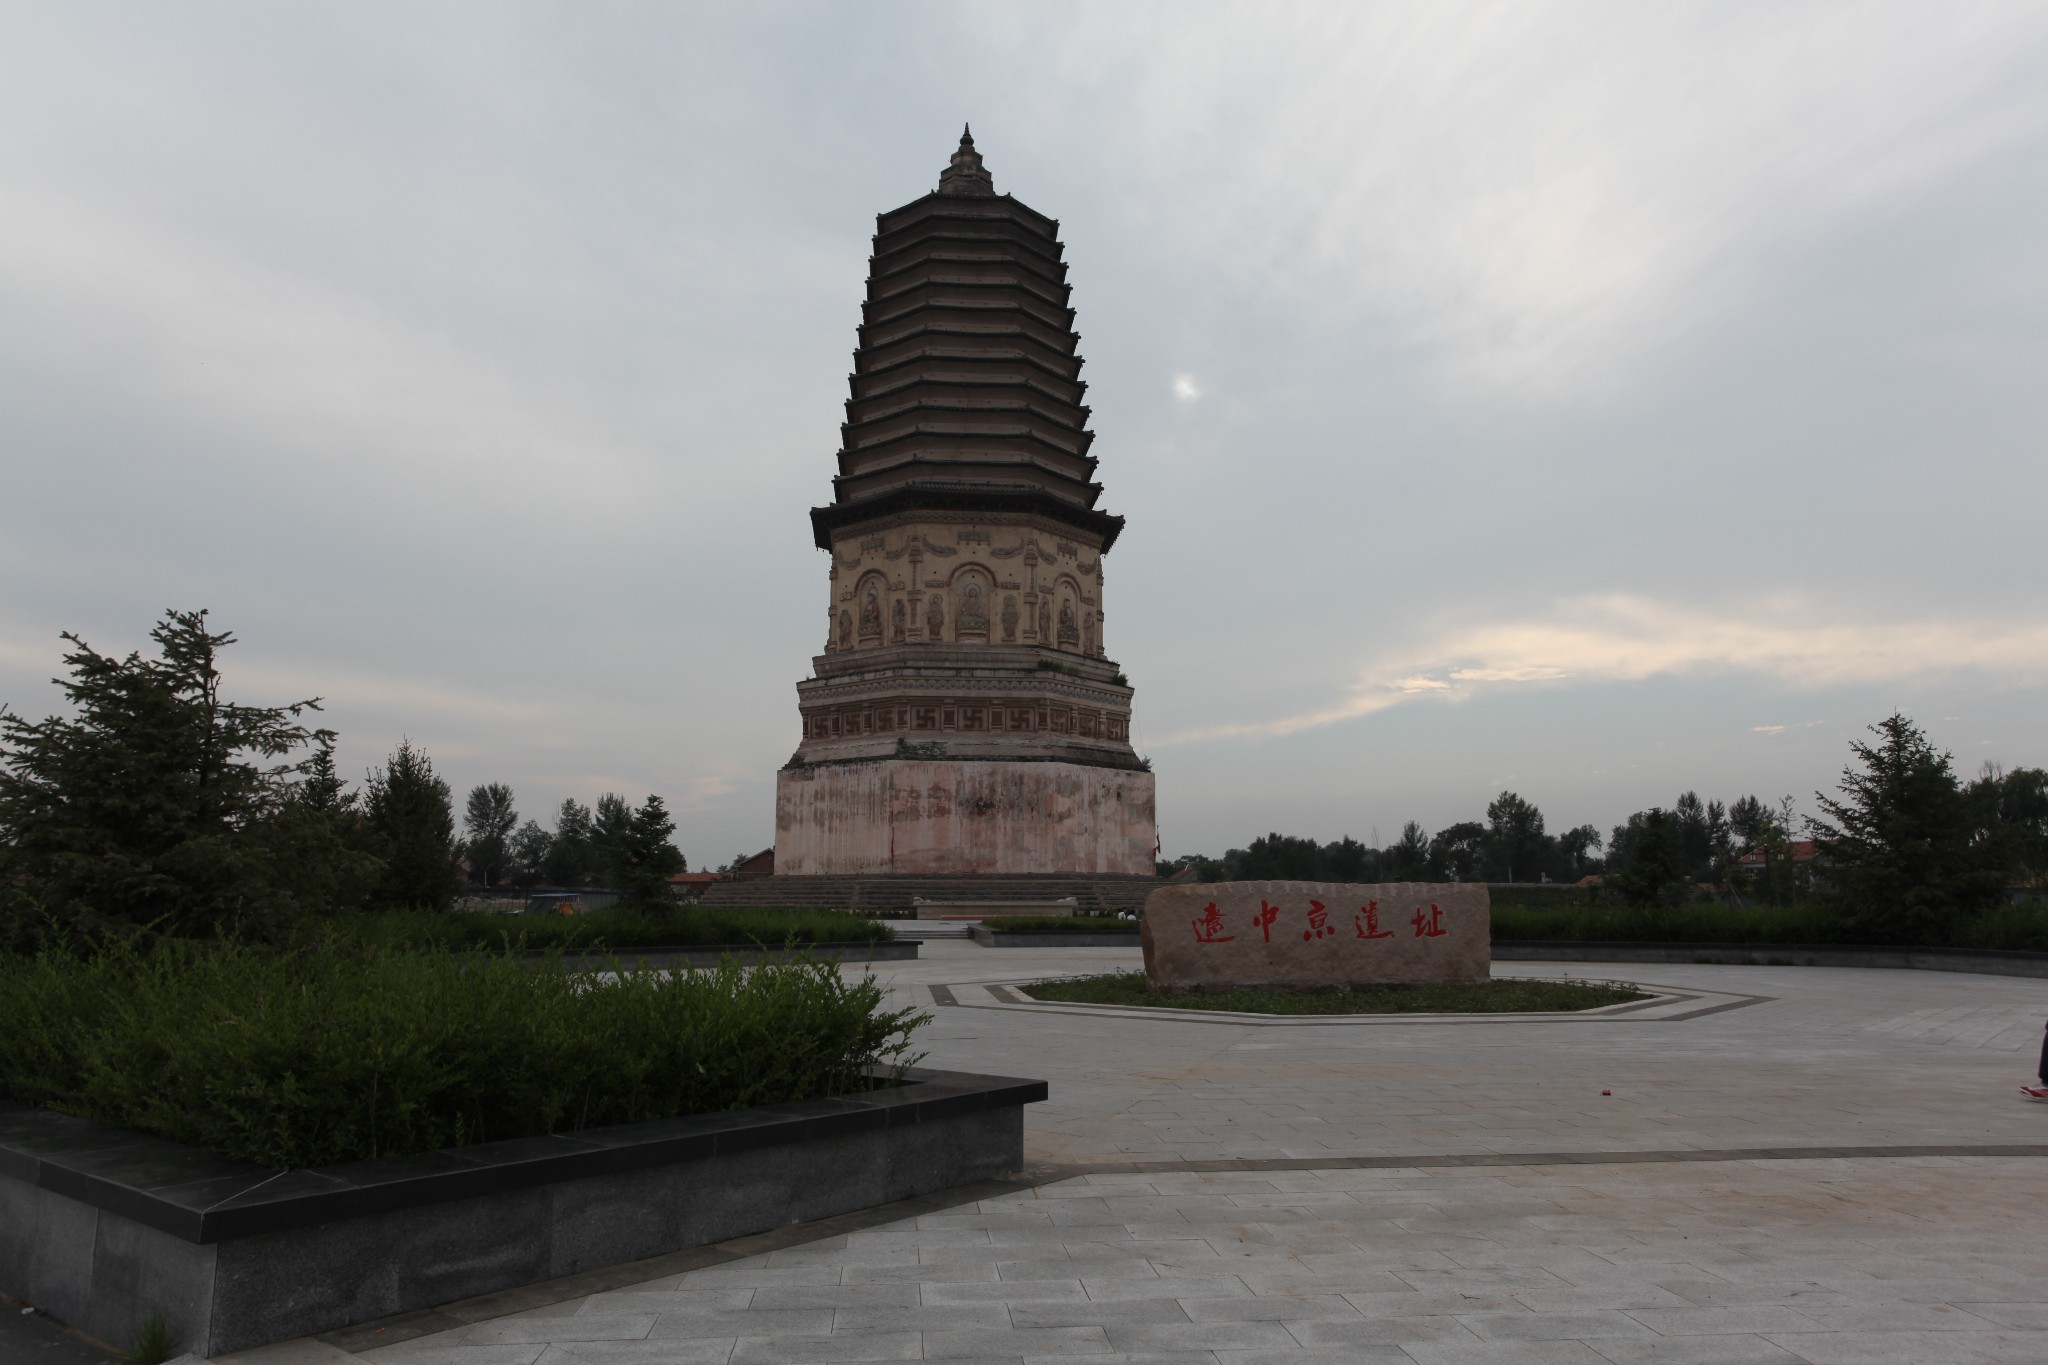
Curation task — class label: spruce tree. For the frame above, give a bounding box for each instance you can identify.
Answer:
[363,740,462,909]
[614,793,687,905]
[0,610,330,935]
[1809,713,2004,941]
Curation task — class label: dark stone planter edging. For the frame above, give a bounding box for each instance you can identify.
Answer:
[969,927,1142,947]
[0,1067,1042,1357]
[1493,940,2048,979]
[533,939,917,970]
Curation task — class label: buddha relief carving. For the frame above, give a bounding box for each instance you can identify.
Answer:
[890,598,905,641]
[1083,612,1096,656]
[859,583,882,640]
[958,578,988,637]
[1037,598,1051,642]
[1001,595,1019,642]
[926,591,946,637]
[1058,599,1079,648]
[837,609,852,649]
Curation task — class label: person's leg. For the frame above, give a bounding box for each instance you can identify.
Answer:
[2039,1021,2048,1086]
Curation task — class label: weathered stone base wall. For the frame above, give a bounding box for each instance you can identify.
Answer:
[1,1073,1039,1357]
[775,759,1157,875]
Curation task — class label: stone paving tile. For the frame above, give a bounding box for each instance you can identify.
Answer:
[924,1326,1112,1358]
[1007,1300,1190,1329]
[1582,1339,1809,1365]
[726,1330,921,1363]
[456,1318,652,1346]
[530,1344,735,1365]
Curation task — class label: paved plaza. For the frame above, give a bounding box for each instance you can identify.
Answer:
[238,947,2048,1365]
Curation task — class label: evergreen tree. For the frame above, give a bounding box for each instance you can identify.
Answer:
[590,792,634,886]
[1809,713,2004,941]
[0,609,335,935]
[363,740,462,909]
[542,798,593,885]
[613,793,687,904]
[1608,807,1684,907]
[462,783,518,888]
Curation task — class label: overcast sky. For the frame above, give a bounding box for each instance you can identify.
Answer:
[4,3,2046,868]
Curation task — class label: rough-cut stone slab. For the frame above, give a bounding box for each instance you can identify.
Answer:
[1141,881,1490,989]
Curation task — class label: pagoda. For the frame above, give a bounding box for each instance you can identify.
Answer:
[773,129,1157,877]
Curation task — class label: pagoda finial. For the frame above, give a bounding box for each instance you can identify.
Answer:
[938,123,994,196]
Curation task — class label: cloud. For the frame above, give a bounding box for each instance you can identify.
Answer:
[1012,4,2048,397]
[0,183,659,526]
[1172,373,1201,402]
[1160,596,2048,744]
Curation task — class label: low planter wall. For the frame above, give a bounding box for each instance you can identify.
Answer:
[970,927,1142,948]
[1493,941,2048,980]
[540,939,918,970]
[0,1067,1042,1358]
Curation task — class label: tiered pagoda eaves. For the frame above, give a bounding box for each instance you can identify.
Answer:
[773,129,1156,876]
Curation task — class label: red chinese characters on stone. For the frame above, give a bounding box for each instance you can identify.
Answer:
[1191,902,1234,944]
[1412,903,1447,938]
[1303,900,1334,941]
[1355,899,1394,940]
[1253,900,1280,943]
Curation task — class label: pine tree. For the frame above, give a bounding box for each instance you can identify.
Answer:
[1809,713,2004,941]
[541,798,593,885]
[363,740,462,910]
[613,793,687,905]
[0,610,329,935]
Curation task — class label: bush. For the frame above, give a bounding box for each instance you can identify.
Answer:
[0,936,927,1169]
[312,905,893,953]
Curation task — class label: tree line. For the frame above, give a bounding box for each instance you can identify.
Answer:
[0,610,685,942]
[1164,712,2048,940]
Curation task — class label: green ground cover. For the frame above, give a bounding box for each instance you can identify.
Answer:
[980,916,1137,932]
[1489,899,2048,951]
[309,904,893,954]
[0,937,926,1168]
[1021,971,1644,1014]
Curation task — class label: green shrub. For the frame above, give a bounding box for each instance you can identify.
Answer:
[0,936,926,1169]
[307,905,892,954]
[980,916,1136,933]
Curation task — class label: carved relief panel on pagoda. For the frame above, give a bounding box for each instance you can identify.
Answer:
[822,517,1106,656]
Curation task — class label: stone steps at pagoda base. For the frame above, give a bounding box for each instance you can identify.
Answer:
[699,874,1161,915]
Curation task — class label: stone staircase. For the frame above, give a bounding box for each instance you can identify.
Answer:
[699,874,1160,915]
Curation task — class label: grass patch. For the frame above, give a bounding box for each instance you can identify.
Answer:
[980,916,1137,933]
[306,904,893,954]
[1020,971,1644,1014]
[0,935,926,1169]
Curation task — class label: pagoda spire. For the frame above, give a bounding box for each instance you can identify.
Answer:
[938,123,994,196]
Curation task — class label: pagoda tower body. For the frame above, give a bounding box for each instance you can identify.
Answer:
[774,131,1157,876]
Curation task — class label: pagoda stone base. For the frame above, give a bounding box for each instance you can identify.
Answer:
[776,758,1156,876]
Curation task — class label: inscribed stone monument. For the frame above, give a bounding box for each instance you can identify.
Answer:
[1142,882,1491,989]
